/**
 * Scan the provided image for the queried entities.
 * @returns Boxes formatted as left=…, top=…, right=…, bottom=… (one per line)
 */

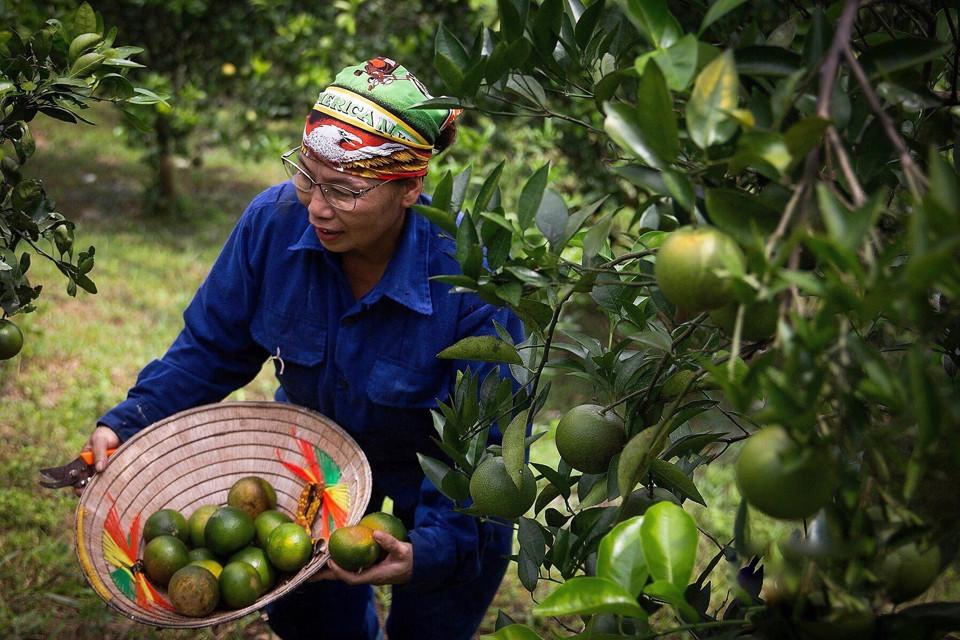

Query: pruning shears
left=38, top=448, right=117, bottom=490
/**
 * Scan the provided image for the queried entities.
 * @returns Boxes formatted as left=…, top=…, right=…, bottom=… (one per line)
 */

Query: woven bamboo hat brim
left=75, top=401, right=372, bottom=629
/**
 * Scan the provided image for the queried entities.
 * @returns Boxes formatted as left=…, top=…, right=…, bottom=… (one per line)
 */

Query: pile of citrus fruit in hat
left=140, top=475, right=407, bottom=618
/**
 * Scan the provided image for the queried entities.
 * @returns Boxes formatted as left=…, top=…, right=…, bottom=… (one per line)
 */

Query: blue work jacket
left=98, top=181, right=524, bottom=587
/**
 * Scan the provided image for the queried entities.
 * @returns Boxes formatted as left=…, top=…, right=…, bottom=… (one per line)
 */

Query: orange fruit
left=254, top=509, right=292, bottom=548
left=187, top=504, right=219, bottom=548
left=143, top=508, right=188, bottom=544
left=328, top=525, right=380, bottom=572
left=168, top=564, right=219, bottom=617
left=654, top=227, right=745, bottom=312
left=229, top=546, right=276, bottom=593
left=734, top=426, right=836, bottom=520
left=0, top=319, right=24, bottom=360
left=358, top=512, right=407, bottom=561
left=468, top=456, right=536, bottom=519
left=227, top=476, right=276, bottom=520
left=219, top=561, right=262, bottom=609
left=555, top=404, right=626, bottom=473
left=204, top=506, right=255, bottom=558
left=265, top=522, right=313, bottom=572
left=142, top=535, right=190, bottom=587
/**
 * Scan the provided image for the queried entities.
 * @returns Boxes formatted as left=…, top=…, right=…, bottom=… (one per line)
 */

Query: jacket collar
left=289, top=194, right=434, bottom=315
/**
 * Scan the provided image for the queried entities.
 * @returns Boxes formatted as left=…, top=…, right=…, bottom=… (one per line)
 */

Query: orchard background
left=1, top=1, right=959, bottom=639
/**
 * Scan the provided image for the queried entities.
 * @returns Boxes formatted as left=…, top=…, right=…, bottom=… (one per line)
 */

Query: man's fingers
left=372, top=531, right=399, bottom=552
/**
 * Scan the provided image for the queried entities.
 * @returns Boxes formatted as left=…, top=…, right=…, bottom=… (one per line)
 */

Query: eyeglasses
left=281, top=147, right=394, bottom=211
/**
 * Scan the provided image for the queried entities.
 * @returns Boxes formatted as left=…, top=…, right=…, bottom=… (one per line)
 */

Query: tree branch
left=843, top=44, right=928, bottom=196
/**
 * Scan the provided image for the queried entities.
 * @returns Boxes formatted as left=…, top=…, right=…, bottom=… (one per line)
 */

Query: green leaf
left=650, top=459, right=706, bottom=506
left=622, top=0, right=681, bottom=48
left=704, top=187, right=779, bottom=245
left=662, top=170, right=694, bottom=213
left=535, top=189, right=569, bottom=251
left=928, top=147, right=960, bottom=215
left=575, top=0, right=606, bottom=49
left=662, top=432, right=724, bottom=459
left=128, top=87, right=169, bottom=106
left=686, top=50, right=739, bottom=149
left=518, top=164, right=550, bottom=230
left=802, top=8, right=831, bottom=68
left=559, top=196, right=607, bottom=249
left=436, top=23, right=470, bottom=68
left=731, top=131, right=793, bottom=178
left=860, top=38, right=952, bottom=78
left=456, top=218, right=483, bottom=278
left=636, top=63, right=678, bottom=163
left=480, top=623, right=544, bottom=640
left=617, top=428, right=659, bottom=497
left=532, top=0, right=563, bottom=57
left=735, top=46, right=802, bottom=77
left=640, top=501, right=698, bottom=588
left=583, top=211, right=615, bottom=262
left=72, top=2, right=98, bottom=36
left=417, top=453, right=454, bottom=496
left=784, top=116, right=829, bottom=159
left=431, top=171, right=454, bottom=213
left=533, top=576, right=648, bottom=619
left=817, top=184, right=885, bottom=254
left=413, top=204, right=457, bottom=235
left=437, top=335, right=523, bottom=364
left=649, top=34, right=699, bottom=91
left=503, top=410, right=529, bottom=490
left=474, top=161, right=505, bottom=214
left=597, top=516, right=649, bottom=597
left=699, top=0, right=748, bottom=34
left=644, top=579, right=700, bottom=621
left=498, top=0, right=526, bottom=42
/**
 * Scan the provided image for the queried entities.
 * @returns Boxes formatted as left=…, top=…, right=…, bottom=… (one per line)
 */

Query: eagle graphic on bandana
left=302, top=57, right=460, bottom=179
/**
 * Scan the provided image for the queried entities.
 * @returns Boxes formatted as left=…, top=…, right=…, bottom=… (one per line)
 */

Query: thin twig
left=826, top=128, right=868, bottom=206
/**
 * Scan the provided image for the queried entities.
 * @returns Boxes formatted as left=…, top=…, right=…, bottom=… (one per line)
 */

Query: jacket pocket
left=252, top=308, right=326, bottom=405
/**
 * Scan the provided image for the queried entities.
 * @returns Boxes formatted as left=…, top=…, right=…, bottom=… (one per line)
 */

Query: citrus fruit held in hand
left=229, top=546, right=277, bottom=593
left=358, top=512, right=408, bottom=560
left=142, top=535, right=190, bottom=587
left=708, top=300, right=778, bottom=342
left=879, top=542, right=941, bottom=602
left=328, top=525, right=380, bottom=572
left=204, top=506, right=255, bottom=558
left=266, top=522, right=313, bottom=572
left=187, top=504, right=219, bottom=548
left=654, top=227, right=745, bottom=312
left=254, top=509, right=292, bottom=548
left=143, top=508, right=189, bottom=543
left=168, top=564, right=219, bottom=617
left=468, top=456, right=536, bottom=519
left=188, top=547, right=216, bottom=562
left=0, top=319, right=24, bottom=360
left=734, top=426, right=836, bottom=520
left=188, top=558, right=223, bottom=579
left=555, top=404, right=626, bottom=473
left=227, top=476, right=277, bottom=520
left=219, top=560, right=263, bottom=609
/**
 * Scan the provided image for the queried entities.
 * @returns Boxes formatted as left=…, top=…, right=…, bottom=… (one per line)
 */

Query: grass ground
left=2, top=107, right=956, bottom=640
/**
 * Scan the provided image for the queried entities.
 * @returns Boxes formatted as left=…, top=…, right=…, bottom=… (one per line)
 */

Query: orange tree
left=417, top=0, right=960, bottom=637
left=0, top=3, right=164, bottom=358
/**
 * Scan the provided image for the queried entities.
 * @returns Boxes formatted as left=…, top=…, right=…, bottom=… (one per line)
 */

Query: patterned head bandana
left=302, top=57, right=461, bottom=179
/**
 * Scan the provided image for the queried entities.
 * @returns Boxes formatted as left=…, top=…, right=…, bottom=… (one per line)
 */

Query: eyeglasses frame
left=280, top=147, right=394, bottom=211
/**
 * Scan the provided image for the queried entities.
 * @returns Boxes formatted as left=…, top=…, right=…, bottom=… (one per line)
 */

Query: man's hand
left=310, top=531, right=413, bottom=586
left=75, top=425, right=120, bottom=496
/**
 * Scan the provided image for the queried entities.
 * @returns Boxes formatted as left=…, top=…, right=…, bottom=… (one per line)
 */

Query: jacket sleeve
left=98, top=206, right=269, bottom=441
left=408, top=299, right=525, bottom=586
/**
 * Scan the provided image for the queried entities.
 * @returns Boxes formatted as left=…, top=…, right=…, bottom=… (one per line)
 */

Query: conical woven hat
left=75, top=401, right=372, bottom=628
